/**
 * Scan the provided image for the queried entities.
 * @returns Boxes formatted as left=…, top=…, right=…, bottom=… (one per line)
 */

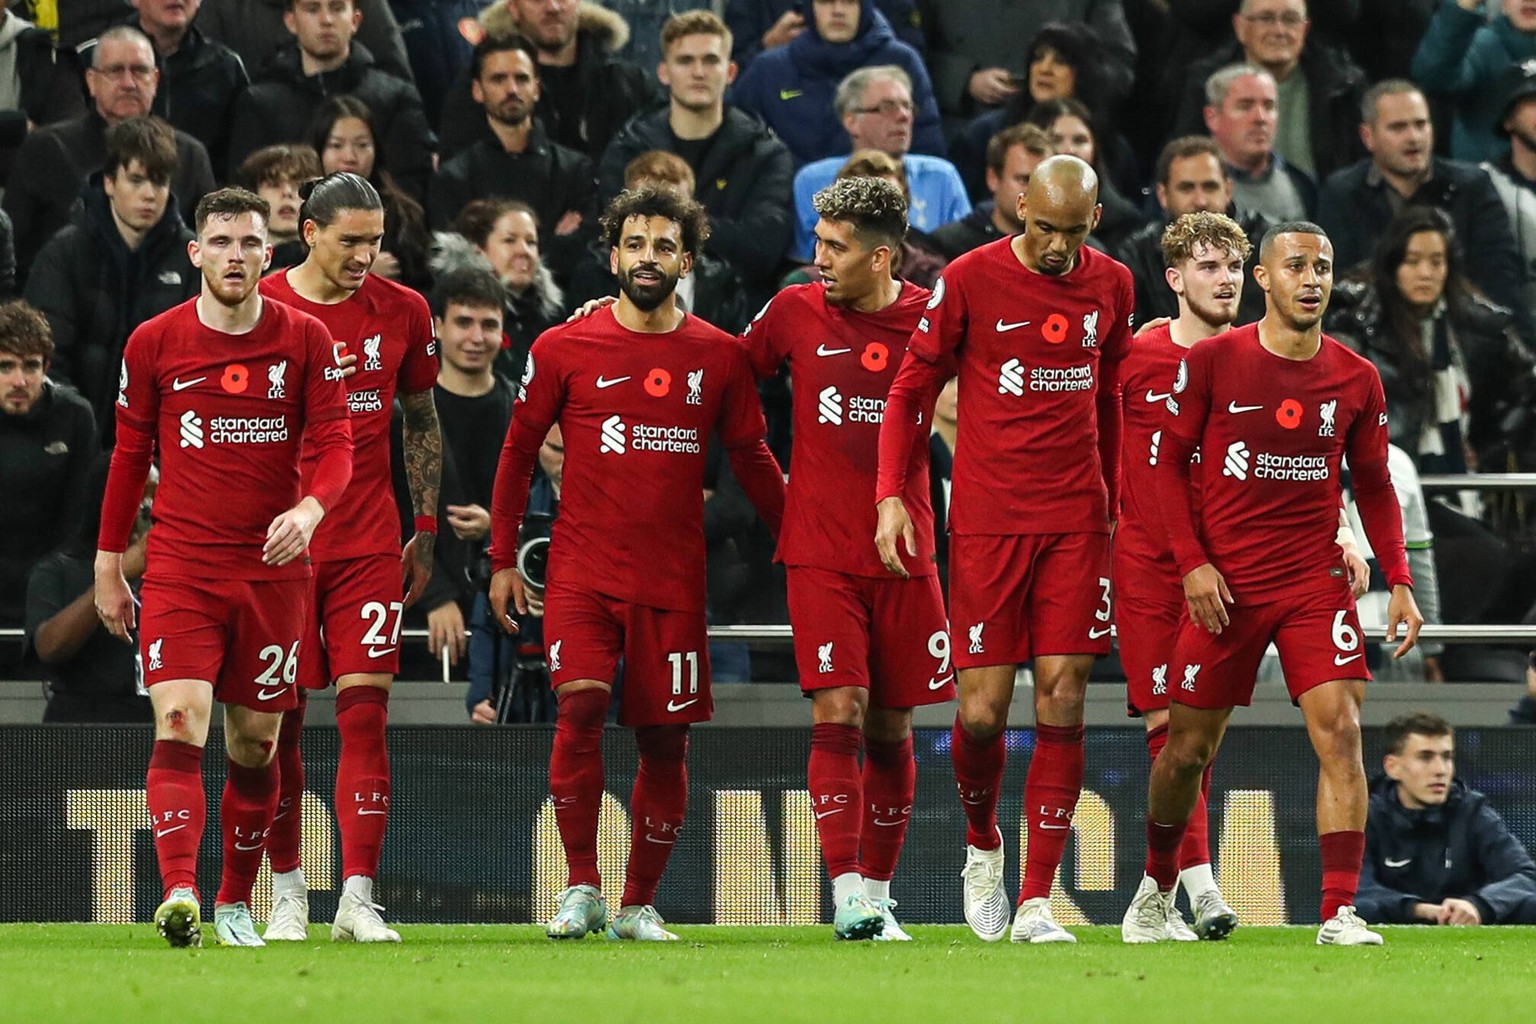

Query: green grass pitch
left=2, top=924, right=1528, bottom=1023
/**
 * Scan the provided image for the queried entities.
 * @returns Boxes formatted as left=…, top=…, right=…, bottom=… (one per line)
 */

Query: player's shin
left=1020, top=723, right=1085, bottom=901
left=267, top=697, right=307, bottom=877
left=860, top=733, right=915, bottom=892
left=808, top=722, right=864, bottom=901
left=621, top=725, right=689, bottom=908
left=549, top=686, right=609, bottom=889
left=335, top=685, right=390, bottom=882
left=951, top=716, right=1005, bottom=848
left=216, top=759, right=280, bottom=907
left=147, top=739, right=207, bottom=900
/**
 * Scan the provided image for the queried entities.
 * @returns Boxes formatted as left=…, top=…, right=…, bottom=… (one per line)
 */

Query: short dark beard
left=619, top=265, right=679, bottom=312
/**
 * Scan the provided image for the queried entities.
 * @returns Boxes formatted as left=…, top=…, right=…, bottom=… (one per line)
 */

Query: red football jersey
left=490, top=308, right=773, bottom=613
left=104, top=298, right=352, bottom=580
left=744, top=282, right=938, bottom=578
left=1115, top=322, right=1188, bottom=570
left=877, top=239, right=1134, bottom=535
left=261, top=272, right=439, bottom=562
left=1157, top=323, right=1411, bottom=601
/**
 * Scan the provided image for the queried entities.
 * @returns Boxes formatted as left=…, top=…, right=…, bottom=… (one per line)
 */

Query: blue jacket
left=730, top=0, right=943, bottom=167
left=1357, top=775, right=1536, bottom=925
left=1412, top=2, right=1536, bottom=163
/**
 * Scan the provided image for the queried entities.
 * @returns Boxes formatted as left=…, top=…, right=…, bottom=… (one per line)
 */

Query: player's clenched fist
left=487, top=567, right=526, bottom=635
left=874, top=496, right=916, bottom=579
left=1183, top=562, right=1233, bottom=635
left=263, top=496, right=326, bottom=566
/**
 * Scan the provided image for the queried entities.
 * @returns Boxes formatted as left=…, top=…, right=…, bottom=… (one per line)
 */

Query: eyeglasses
left=92, top=63, right=157, bottom=81
left=1242, top=12, right=1305, bottom=28
left=854, top=99, right=914, bottom=116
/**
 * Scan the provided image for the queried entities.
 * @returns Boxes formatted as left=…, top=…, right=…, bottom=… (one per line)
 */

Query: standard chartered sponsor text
left=1029, top=364, right=1093, bottom=392
left=210, top=415, right=289, bottom=444
left=633, top=423, right=701, bottom=453
left=1254, top=452, right=1328, bottom=481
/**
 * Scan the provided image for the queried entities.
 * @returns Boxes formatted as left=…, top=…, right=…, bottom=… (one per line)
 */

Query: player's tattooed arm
left=400, top=388, right=442, bottom=608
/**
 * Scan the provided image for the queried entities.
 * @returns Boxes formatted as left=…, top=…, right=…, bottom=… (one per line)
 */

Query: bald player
left=877, top=156, right=1135, bottom=944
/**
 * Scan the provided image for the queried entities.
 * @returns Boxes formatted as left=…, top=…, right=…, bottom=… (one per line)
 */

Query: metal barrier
left=1419, top=473, right=1536, bottom=492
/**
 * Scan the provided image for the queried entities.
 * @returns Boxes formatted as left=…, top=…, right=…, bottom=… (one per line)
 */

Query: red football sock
left=1145, top=815, right=1189, bottom=891
left=335, top=686, right=390, bottom=881
left=147, top=739, right=206, bottom=901
left=549, top=687, right=608, bottom=889
left=622, top=725, right=689, bottom=908
left=859, top=735, right=915, bottom=882
left=1020, top=723, right=1084, bottom=902
left=807, top=723, right=864, bottom=879
left=1147, top=725, right=1213, bottom=870
left=216, top=759, right=279, bottom=907
left=267, top=696, right=306, bottom=875
left=1319, top=829, right=1366, bottom=920
left=951, top=716, right=1005, bottom=849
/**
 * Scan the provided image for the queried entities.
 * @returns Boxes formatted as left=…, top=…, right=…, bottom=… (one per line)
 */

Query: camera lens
left=516, top=536, right=550, bottom=590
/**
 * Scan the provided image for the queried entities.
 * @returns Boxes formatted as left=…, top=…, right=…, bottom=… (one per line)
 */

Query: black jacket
left=428, top=119, right=596, bottom=280
left=228, top=42, right=435, bottom=199
left=1358, top=776, right=1536, bottom=925
left=1175, top=37, right=1366, bottom=180
left=390, top=0, right=481, bottom=131
left=24, top=186, right=196, bottom=446
left=197, top=0, right=415, bottom=84
left=1316, top=157, right=1525, bottom=322
left=0, top=23, right=88, bottom=189
left=598, top=106, right=794, bottom=293
left=0, top=381, right=97, bottom=626
left=1, top=111, right=213, bottom=283
left=120, top=19, right=249, bottom=176
left=929, top=203, right=1005, bottom=261
left=439, top=3, right=661, bottom=163
left=1114, top=204, right=1273, bottom=328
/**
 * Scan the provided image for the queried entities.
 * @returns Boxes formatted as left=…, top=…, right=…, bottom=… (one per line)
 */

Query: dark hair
left=452, top=198, right=541, bottom=248
left=471, top=33, right=539, bottom=80
left=0, top=300, right=54, bottom=360
left=306, top=96, right=429, bottom=264
left=307, top=95, right=383, bottom=174
left=996, top=21, right=1106, bottom=126
left=812, top=176, right=908, bottom=252
left=238, top=143, right=323, bottom=189
left=430, top=267, right=507, bottom=319
left=1024, top=96, right=1099, bottom=165
left=1383, top=710, right=1453, bottom=756
left=1155, top=135, right=1227, bottom=187
left=986, top=123, right=1052, bottom=175
left=297, top=171, right=381, bottom=231
left=103, top=116, right=179, bottom=185
left=1258, top=219, right=1329, bottom=261
left=194, top=186, right=270, bottom=234
left=600, top=186, right=710, bottom=255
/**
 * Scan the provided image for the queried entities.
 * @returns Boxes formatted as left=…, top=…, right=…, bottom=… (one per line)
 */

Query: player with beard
left=876, top=155, right=1135, bottom=944
left=256, top=172, right=441, bottom=944
left=488, top=187, right=785, bottom=941
left=1128, top=221, right=1422, bottom=947
left=740, top=176, right=952, bottom=941
left=94, top=187, right=352, bottom=947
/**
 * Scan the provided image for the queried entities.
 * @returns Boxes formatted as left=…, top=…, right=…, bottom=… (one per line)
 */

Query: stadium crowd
left=2, top=0, right=1536, bottom=947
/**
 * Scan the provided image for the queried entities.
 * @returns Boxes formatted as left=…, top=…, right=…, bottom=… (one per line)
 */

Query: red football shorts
left=542, top=580, right=712, bottom=727
left=1112, top=545, right=1184, bottom=716
left=949, top=532, right=1112, bottom=669
left=1170, top=578, right=1371, bottom=709
left=786, top=566, right=954, bottom=707
left=138, top=573, right=307, bottom=712
left=298, top=554, right=404, bottom=688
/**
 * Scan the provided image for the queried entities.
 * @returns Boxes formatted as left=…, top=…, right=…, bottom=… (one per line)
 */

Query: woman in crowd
left=308, top=96, right=433, bottom=291
left=1023, top=97, right=1144, bottom=252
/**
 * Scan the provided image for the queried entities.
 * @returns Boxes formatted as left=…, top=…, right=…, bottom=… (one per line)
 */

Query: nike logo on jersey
left=815, top=344, right=851, bottom=356
left=1088, top=626, right=1112, bottom=639
left=367, top=646, right=397, bottom=658
left=1333, top=653, right=1363, bottom=666
left=171, top=376, right=206, bottom=391
left=814, top=808, right=845, bottom=819
left=995, top=318, right=1030, bottom=333
left=1145, top=390, right=1171, bottom=403
left=928, top=674, right=955, bottom=690
left=1228, top=402, right=1264, bottom=414
left=595, top=375, right=631, bottom=389
left=1384, top=857, right=1411, bottom=868
left=255, top=686, right=287, bottom=701
left=667, top=698, right=699, bottom=712
left=155, top=824, right=188, bottom=838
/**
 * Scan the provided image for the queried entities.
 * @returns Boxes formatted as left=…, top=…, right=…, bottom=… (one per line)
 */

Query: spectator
left=930, top=123, right=1052, bottom=260
left=308, top=94, right=433, bottom=289
left=1343, top=0, right=1437, bottom=82
left=1483, top=60, right=1536, bottom=318
left=1413, top=0, right=1536, bottom=164
left=917, top=0, right=1135, bottom=123
left=1201, top=62, right=1314, bottom=221
left=732, top=0, right=943, bottom=167
left=25, top=452, right=153, bottom=722
left=788, top=65, right=967, bottom=260
left=602, top=0, right=720, bottom=71
left=388, top=0, right=480, bottom=131
left=599, top=10, right=793, bottom=307
left=227, top=0, right=434, bottom=199
left=236, top=142, right=322, bottom=272
left=434, top=197, right=564, bottom=383
left=726, top=0, right=923, bottom=71
left=440, top=0, right=660, bottom=162
left=1325, top=207, right=1535, bottom=483
left=114, top=0, right=249, bottom=174
left=1357, top=710, right=1536, bottom=925
left=2, top=26, right=214, bottom=281
left=197, top=0, right=414, bottom=83
left=1316, top=80, right=1525, bottom=317
left=0, top=300, right=96, bottom=633
left=0, top=5, right=87, bottom=189
left=429, top=34, right=594, bottom=282
left=1175, top=0, right=1365, bottom=181
left=1114, top=135, right=1272, bottom=327
left=1024, top=97, right=1144, bottom=251
left=23, top=116, right=194, bottom=446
